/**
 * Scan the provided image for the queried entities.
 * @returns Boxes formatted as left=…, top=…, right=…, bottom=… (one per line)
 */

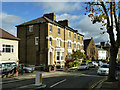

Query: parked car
left=88, top=62, right=95, bottom=68
left=116, top=63, right=120, bottom=70
left=98, top=61, right=103, bottom=66
left=97, top=64, right=109, bottom=75
left=77, top=63, right=89, bottom=70
left=0, top=62, right=17, bottom=75
left=92, top=61, right=98, bottom=67
left=19, top=64, right=35, bottom=73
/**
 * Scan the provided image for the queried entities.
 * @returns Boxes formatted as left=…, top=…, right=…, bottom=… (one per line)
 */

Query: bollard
left=35, top=72, right=42, bottom=86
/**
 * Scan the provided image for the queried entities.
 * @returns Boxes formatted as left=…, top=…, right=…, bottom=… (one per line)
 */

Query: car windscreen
left=101, top=65, right=109, bottom=68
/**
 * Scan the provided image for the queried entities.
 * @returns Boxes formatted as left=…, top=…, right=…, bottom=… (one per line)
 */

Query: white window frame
left=61, top=52, right=64, bottom=60
left=29, top=25, right=33, bottom=32
left=68, top=41, right=71, bottom=48
left=49, top=38, right=52, bottom=46
left=57, top=52, right=60, bottom=60
left=35, top=37, right=39, bottom=45
left=2, top=44, right=14, bottom=53
left=57, top=39, right=61, bottom=47
left=49, top=24, right=52, bottom=32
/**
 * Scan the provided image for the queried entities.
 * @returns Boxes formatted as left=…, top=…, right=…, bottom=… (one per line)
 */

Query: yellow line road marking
left=89, top=78, right=105, bottom=90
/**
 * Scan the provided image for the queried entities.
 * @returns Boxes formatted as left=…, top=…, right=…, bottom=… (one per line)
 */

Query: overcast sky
left=1, top=1, right=111, bottom=45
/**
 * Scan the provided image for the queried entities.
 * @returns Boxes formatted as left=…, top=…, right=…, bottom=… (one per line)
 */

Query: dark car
left=19, top=64, right=35, bottom=73
left=116, top=63, right=120, bottom=70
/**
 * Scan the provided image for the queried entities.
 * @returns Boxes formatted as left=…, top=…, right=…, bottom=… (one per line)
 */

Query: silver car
left=97, top=64, right=109, bottom=75
left=19, top=64, right=35, bottom=73
left=77, top=63, right=89, bottom=70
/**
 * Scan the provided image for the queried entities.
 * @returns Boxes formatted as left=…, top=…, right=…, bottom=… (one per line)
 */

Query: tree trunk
left=108, top=45, right=118, bottom=81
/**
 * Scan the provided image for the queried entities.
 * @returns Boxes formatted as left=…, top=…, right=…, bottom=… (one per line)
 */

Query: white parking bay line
left=50, top=79, right=66, bottom=88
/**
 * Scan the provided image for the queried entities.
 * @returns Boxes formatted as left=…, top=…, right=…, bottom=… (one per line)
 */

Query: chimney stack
left=44, top=12, right=56, bottom=21
left=58, top=20, right=69, bottom=26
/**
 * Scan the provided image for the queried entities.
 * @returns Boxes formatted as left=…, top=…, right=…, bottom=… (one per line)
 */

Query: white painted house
left=0, top=28, right=20, bottom=64
left=97, top=48, right=108, bottom=60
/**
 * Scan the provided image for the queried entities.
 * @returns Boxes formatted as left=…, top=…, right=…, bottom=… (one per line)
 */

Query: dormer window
left=29, top=25, right=33, bottom=32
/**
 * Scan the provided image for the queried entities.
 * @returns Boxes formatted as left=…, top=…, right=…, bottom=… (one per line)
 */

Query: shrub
left=65, top=58, right=74, bottom=68
left=73, top=60, right=80, bottom=67
left=68, top=62, right=74, bottom=68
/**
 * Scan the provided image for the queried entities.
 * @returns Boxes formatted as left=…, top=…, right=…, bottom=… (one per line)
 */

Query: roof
left=97, top=48, right=107, bottom=51
left=84, top=39, right=92, bottom=51
left=0, top=28, right=20, bottom=41
left=16, top=15, right=84, bottom=36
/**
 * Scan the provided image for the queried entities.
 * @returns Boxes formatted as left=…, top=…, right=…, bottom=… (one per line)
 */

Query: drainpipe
left=25, top=26, right=27, bottom=64
left=37, top=24, right=40, bottom=65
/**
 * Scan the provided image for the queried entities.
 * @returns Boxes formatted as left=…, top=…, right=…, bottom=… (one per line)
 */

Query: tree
left=84, top=1, right=120, bottom=81
left=71, top=50, right=86, bottom=60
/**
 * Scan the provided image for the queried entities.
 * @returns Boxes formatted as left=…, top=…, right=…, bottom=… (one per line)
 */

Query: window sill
left=55, top=60, right=65, bottom=62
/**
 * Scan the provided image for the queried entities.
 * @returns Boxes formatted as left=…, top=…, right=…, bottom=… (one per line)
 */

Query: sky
left=1, top=1, right=112, bottom=45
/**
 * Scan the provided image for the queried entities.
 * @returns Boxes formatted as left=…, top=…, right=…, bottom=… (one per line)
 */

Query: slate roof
left=16, top=15, right=84, bottom=36
left=0, top=28, right=20, bottom=40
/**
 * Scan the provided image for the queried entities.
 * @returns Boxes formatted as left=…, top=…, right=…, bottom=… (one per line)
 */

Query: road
left=2, top=68, right=106, bottom=89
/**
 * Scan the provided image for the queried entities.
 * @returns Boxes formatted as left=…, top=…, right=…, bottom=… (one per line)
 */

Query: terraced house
left=16, top=13, right=84, bottom=69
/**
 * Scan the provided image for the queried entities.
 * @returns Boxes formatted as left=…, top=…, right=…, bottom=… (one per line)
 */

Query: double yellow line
left=89, top=78, right=106, bottom=90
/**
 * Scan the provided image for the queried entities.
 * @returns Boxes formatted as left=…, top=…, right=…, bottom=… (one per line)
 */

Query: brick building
left=16, top=13, right=84, bottom=69
left=84, top=38, right=98, bottom=60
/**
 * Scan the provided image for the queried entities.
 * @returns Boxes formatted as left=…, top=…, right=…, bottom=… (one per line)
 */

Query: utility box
left=35, top=72, right=42, bottom=86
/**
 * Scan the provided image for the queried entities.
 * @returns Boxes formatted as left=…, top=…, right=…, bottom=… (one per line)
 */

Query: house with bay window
left=16, top=12, right=84, bottom=69
left=0, top=28, right=20, bottom=64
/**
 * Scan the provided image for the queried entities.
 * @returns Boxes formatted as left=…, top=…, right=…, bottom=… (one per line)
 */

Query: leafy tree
left=84, top=1, right=120, bottom=81
left=71, top=50, right=86, bottom=60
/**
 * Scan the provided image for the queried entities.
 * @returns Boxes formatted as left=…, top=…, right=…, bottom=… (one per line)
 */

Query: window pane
left=2, top=48, right=5, bottom=52
left=50, top=25, right=52, bottom=32
left=57, top=52, right=60, bottom=60
left=58, top=28, right=60, bottom=34
left=12, top=48, right=14, bottom=52
left=6, top=45, right=10, bottom=47
left=6, top=48, right=10, bottom=52
left=49, top=38, right=52, bottom=45
left=29, top=25, right=33, bottom=32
